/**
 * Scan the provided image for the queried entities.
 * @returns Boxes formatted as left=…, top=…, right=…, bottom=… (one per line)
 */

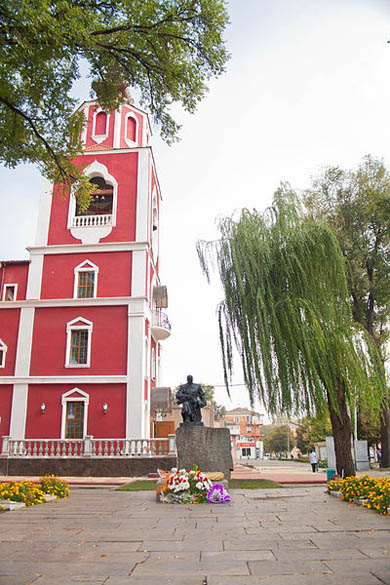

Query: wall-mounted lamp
left=40, top=402, right=46, bottom=414
left=103, top=402, right=108, bottom=415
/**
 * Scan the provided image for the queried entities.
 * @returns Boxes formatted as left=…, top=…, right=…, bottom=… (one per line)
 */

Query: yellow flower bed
left=0, top=475, right=70, bottom=508
left=327, top=474, right=390, bottom=516
left=0, top=480, right=47, bottom=507
left=39, top=474, right=70, bottom=499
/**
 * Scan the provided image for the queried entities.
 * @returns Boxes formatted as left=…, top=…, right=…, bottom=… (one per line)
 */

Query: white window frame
left=2, top=283, right=18, bottom=301
left=0, top=339, right=7, bottom=368
left=92, top=108, right=110, bottom=144
left=124, top=111, right=139, bottom=147
left=65, top=317, right=93, bottom=368
left=61, top=387, right=89, bottom=439
left=151, top=188, right=159, bottom=257
left=67, top=160, right=118, bottom=228
left=151, top=347, right=156, bottom=380
left=73, top=260, right=99, bottom=299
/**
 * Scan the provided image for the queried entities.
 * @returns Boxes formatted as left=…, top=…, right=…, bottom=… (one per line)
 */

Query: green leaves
left=197, top=192, right=386, bottom=418
left=0, top=0, right=229, bottom=193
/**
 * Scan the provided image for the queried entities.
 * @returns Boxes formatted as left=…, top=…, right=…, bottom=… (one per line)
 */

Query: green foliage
left=228, top=479, right=281, bottom=489
left=197, top=191, right=385, bottom=418
left=357, top=406, right=381, bottom=447
left=0, top=0, right=229, bottom=205
left=263, top=425, right=296, bottom=455
left=295, top=413, right=332, bottom=453
left=39, top=475, right=70, bottom=499
left=303, top=155, right=390, bottom=356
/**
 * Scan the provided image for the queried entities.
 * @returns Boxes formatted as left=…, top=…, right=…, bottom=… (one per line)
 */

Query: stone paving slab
left=0, top=485, right=389, bottom=584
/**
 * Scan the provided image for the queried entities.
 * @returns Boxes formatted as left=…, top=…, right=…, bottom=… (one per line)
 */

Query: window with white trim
left=92, top=109, right=110, bottom=144
left=76, top=177, right=113, bottom=218
left=74, top=260, right=99, bottom=299
left=2, top=284, right=17, bottom=301
left=151, top=348, right=156, bottom=380
left=68, top=161, right=118, bottom=230
left=124, top=112, right=138, bottom=146
left=61, top=388, right=89, bottom=439
left=0, top=339, right=7, bottom=367
left=65, top=317, right=93, bottom=368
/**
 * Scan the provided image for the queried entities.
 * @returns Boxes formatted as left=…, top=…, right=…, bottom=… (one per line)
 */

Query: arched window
left=124, top=112, right=138, bottom=146
left=151, top=347, right=156, bottom=380
left=95, top=111, right=107, bottom=135
left=61, top=388, right=89, bottom=439
left=73, top=260, right=99, bottom=299
left=76, top=176, right=113, bottom=217
left=0, top=338, right=7, bottom=368
left=65, top=317, right=93, bottom=368
left=126, top=116, right=137, bottom=142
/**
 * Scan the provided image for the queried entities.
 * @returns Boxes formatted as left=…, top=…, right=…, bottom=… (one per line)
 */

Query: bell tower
left=1, top=95, right=170, bottom=443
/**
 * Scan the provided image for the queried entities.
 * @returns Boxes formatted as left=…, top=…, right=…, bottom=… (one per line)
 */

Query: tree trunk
left=327, top=381, right=355, bottom=477
left=380, top=404, right=390, bottom=468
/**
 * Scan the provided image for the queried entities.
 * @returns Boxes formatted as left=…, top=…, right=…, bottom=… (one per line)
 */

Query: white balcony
left=151, top=310, right=171, bottom=341
left=72, top=214, right=113, bottom=228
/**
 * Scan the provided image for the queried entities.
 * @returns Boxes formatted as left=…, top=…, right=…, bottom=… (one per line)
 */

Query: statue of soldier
left=176, top=375, right=207, bottom=426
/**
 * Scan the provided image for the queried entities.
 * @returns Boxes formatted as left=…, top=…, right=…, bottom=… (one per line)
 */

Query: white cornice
left=0, top=296, right=151, bottom=310
left=82, top=146, right=151, bottom=156
left=27, top=241, right=150, bottom=255
left=0, top=375, right=127, bottom=384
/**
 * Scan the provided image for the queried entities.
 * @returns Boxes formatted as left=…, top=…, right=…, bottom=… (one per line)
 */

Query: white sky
left=0, top=0, right=389, bottom=415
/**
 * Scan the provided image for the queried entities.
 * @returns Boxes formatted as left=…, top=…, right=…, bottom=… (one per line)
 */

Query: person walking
left=309, top=449, right=318, bottom=472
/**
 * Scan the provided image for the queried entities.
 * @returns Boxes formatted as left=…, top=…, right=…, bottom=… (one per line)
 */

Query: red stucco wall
left=30, top=306, right=128, bottom=375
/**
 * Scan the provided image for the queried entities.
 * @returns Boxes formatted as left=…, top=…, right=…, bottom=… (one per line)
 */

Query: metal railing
left=152, top=310, right=171, bottom=332
left=1, top=435, right=176, bottom=458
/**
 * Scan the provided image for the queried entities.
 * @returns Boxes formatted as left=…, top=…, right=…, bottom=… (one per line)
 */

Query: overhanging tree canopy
left=197, top=192, right=385, bottom=475
left=0, top=0, right=229, bottom=206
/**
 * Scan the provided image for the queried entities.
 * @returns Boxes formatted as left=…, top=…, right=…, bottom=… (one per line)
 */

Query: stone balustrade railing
left=72, top=214, right=112, bottom=227
left=1, top=435, right=176, bottom=458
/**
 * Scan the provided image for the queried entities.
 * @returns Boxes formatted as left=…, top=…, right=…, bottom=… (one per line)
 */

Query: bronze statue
left=176, top=375, right=207, bottom=426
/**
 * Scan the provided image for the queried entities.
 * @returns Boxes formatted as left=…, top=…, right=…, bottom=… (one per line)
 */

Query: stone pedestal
left=176, top=426, right=234, bottom=480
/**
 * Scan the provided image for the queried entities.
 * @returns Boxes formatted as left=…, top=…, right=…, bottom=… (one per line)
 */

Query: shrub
left=327, top=474, right=390, bottom=515
left=39, top=475, right=70, bottom=499
left=0, top=481, right=47, bottom=506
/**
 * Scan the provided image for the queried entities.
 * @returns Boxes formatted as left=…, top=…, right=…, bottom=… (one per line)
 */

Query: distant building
left=223, top=407, right=264, bottom=459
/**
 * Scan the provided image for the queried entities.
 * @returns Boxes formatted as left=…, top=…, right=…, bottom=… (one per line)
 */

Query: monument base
left=179, top=421, right=204, bottom=428
left=176, top=426, right=234, bottom=480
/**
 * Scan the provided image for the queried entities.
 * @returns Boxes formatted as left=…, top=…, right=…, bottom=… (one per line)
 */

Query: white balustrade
left=1, top=436, right=175, bottom=458
left=72, top=214, right=112, bottom=228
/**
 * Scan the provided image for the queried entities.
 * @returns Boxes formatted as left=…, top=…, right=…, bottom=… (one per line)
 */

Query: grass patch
left=229, top=479, right=281, bottom=489
left=116, top=479, right=282, bottom=492
left=116, top=480, right=157, bottom=491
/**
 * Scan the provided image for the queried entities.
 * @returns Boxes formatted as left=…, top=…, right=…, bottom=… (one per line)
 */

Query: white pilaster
left=10, top=306, right=35, bottom=438
left=26, top=254, right=44, bottom=300
left=126, top=301, right=147, bottom=437
left=113, top=105, right=122, bottom=148
left=131, top=250, right=147, bottom=297
left=135, top=149, right=150, bottom=242
left=9, top=384, right=29, bottom=439
left=14, top=307, right=35, bottom=377
left=34, top=177, right=53, bottom=246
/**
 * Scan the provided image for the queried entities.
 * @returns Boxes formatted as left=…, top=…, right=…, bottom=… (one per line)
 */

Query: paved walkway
left=1, top=485, right=390, bottom=585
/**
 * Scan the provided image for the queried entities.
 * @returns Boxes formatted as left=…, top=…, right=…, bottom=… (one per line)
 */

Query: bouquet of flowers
left=156, top=466, right=230, bottom=504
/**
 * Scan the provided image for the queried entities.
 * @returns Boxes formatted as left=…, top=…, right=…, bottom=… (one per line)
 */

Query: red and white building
left=0, top=96, right=171, bottom=455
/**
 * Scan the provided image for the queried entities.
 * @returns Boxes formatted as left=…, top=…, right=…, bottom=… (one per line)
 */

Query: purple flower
left=206, top=483, right=230, bottom=504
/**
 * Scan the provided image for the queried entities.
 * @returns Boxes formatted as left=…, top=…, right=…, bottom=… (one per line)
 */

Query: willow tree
left=197, top=192, right=385, bottom=476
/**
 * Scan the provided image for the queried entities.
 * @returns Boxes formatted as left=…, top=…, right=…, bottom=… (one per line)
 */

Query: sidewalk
left=1, top=484, right=390, bottom=584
